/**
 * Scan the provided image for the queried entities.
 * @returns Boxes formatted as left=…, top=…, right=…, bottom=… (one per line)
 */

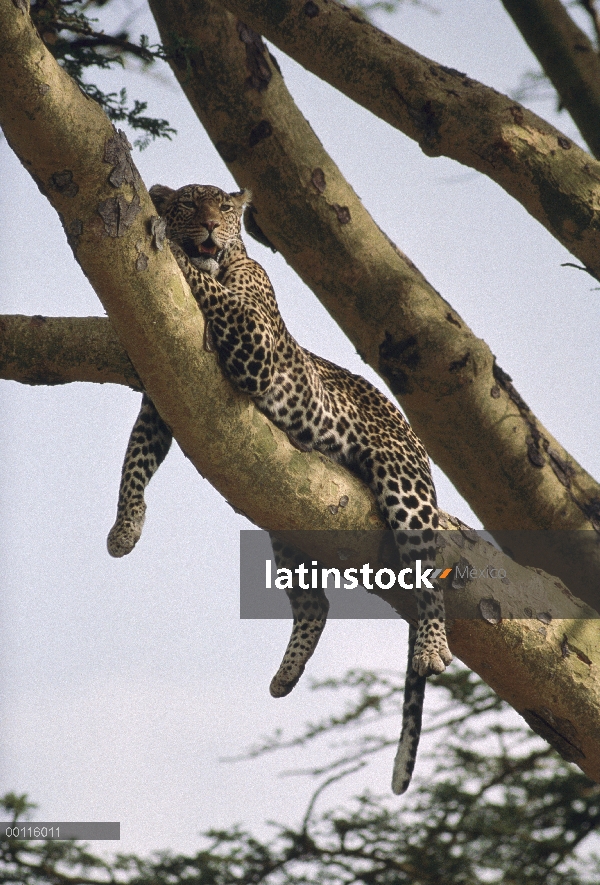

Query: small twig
left=301, top=762, right=367, bottom=834
left=560, top=261, right=600, bottom=283
left=61, top=33, right=156, bottom=63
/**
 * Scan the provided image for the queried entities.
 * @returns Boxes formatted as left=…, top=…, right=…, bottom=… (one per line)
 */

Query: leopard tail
left=391, top=624, right=427, bottom=794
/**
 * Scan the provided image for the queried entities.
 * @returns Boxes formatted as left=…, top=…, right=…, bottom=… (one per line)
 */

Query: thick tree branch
left=220, top=0, right=600, bottom=283
left=502, top=0, right=600, bottom=159
left=0, top=314, right=140, bottom=388
left=148, top=0, right=600, bottom=549
left=1, top=3, right=600, bottom=783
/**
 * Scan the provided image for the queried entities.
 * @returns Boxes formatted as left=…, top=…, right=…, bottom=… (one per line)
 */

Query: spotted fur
left=107, top=184, right=452, bottom=792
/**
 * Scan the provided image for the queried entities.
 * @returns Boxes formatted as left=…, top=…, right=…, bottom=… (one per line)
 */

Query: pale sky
left=1, top=0, right=599, bottom=858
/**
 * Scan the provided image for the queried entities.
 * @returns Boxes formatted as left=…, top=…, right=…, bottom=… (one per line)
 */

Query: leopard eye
left=179, top=200, right=195, bottom=209
left=220, top=203, right=233, bottom=212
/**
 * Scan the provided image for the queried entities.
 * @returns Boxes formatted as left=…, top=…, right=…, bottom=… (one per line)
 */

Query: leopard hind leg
left=269, top=535, right=330, bottom=698
left=107, top=395, right=172, bottom=557
left=394, top=528, right=452, bottom=677
left=412, top=575, right=452, bottom=677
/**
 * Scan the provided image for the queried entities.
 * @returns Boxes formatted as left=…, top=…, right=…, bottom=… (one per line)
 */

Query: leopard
left=107, top=183, right=452, bottom=793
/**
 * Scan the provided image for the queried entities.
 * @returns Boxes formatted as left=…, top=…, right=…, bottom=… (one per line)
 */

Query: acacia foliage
left=2, top=671, right=600, bottom=884
left=29, top=0, right=174, bottom=148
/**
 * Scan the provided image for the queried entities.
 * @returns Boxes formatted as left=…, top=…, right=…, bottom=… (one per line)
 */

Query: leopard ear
left=230, top=188, right=252, bottom=215
left=149, top=184, right=176, bottom=215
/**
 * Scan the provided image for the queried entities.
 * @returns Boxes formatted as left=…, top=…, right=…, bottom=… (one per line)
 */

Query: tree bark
left=148, top=0, right=600, bottom=546
left=1, top=2, right=600, bottom=784
left=502, top=0, right=600, bottom=159
left=0, top=314, right=140, bottom=388
left=220, top=0, right=600, bottom=282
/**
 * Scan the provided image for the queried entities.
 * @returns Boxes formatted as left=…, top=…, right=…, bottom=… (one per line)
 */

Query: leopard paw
left=107, top=503, right=146, bottom=558
left=412, top=646, right=452, bottom=677
left=270, top=616, right=326, bottom=697
left=412, top=620, right=452, bottom=676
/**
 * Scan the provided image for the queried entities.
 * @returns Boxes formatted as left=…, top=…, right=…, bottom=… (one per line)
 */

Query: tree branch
left=1, top=2, right=600, bottom=784
left=581, top=0, right=600, bottom=47
left=502, top=0, right=600, bottom=159
left=148, top=1, right=600, bottom=549
left=0, top=314, right=141, bottom=388
left=219, top=0, right=600, bottom=283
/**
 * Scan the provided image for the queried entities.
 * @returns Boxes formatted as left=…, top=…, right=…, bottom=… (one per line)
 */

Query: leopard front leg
left=169, top=241, right=276, bottom=397
left=107, top=395, right=172, bottom=557
left=108, top=244, right=222, bottom=560
left=168, top=240, right=217, bottom=313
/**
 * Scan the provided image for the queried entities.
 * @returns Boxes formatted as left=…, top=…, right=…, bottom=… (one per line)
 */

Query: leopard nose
left=203, top=221, right=219, bottom=232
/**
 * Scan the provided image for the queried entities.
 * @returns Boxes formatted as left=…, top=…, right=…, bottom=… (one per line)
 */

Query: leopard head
left=149, top=184, right=251, bottom=269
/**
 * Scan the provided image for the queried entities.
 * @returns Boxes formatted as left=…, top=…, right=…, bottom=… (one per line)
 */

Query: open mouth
left=181, top=237, right=219, bottom=259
